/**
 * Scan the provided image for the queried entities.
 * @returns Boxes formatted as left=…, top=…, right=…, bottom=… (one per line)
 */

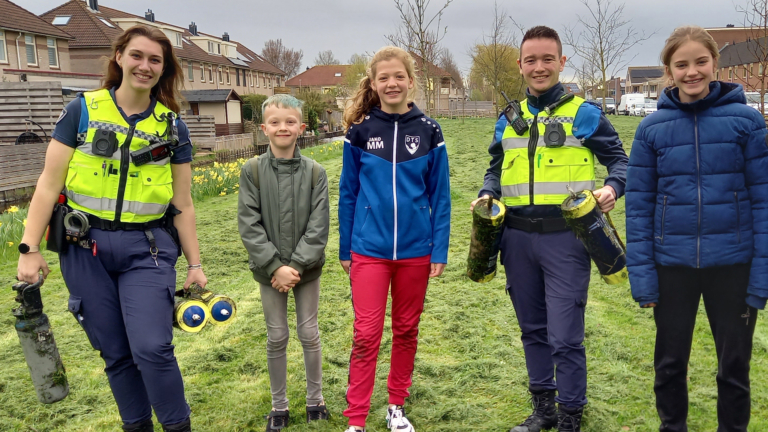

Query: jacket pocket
left=67, top=296, right=101, bottom=351
left=735, top=192, right=741, bottom=244
left=658, top=196, right=668, bottom=245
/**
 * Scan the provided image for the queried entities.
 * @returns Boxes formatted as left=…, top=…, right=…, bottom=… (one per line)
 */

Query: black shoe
left=557, top=405, right=583, bottom=432
left=162, top=418, right=191, bottom=432
left=307, top=404, right=329, bottom=422
left=509, top=389, right=558, bottom=432
left=123, top=419, right=154, bottom=432
left=265, top=410, right=289, bottom=431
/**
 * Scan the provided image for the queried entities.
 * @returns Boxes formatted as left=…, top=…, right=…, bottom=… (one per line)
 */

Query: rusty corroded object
left=467, top=197, right=506, bottom=283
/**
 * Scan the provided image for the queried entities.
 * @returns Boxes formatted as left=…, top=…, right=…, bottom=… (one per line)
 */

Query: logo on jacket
left=405, top=135, right=421, bottom=155
left=367, top=137, right=384, bottom=150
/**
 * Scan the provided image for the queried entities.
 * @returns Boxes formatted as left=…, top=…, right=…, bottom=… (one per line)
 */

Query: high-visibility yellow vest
left=500, top=96, right=596, bottom=206
left=64, top=89, right=176, bottom=223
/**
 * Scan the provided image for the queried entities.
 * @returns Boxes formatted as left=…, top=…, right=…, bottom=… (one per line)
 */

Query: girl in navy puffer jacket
left=626, top=26, right=768, bottom=431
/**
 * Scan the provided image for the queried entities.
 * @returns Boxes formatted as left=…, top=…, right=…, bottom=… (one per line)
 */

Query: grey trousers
left=260, top=277, right=323, bottom=410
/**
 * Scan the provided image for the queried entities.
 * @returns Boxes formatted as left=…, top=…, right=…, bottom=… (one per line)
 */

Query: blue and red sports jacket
left=338, top=104, right=451, bottom=263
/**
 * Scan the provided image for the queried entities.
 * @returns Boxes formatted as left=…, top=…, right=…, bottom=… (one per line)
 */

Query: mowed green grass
left=1, top=116, right=766, bottom=431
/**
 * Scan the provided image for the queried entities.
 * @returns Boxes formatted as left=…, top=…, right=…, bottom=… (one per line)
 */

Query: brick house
left=409, top=51, right=459, bottom=113
left=585, top=77, right=624, bottom=101
left=626, top=67, right=664, bottom=97
left=0, top=0, right=99, bottom=87
left=706, top=26, right=755, bottom=49
left=717, top=36, right=768, bottom=100
left=286, top=65, right=352, bottom=95
left=40, top=1, right=285, bottom=97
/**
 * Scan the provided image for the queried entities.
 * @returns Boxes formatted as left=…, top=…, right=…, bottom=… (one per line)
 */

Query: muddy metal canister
left=467, top=197, right=507, bottom=283
left=561, top=189, right=628, bottom=284
left=11, top=278, right=69, bottom=404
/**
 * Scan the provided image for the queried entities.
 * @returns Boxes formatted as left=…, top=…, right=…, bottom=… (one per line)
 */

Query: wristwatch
left=18, top=243, right=39, bottom=254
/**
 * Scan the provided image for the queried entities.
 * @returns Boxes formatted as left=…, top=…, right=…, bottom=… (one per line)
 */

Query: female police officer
left=16, top=26, right=206, bottom=432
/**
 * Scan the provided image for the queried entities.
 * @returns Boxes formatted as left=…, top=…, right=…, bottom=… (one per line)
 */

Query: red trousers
left=344, top=252, right=431, bottom=427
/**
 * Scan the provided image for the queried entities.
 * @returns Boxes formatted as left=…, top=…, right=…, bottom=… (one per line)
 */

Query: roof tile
left=2, top=0, right=72, bottom=39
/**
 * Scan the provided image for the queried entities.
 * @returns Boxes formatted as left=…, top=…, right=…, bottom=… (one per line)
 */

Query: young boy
left=238, top=94, right=330, bottom=431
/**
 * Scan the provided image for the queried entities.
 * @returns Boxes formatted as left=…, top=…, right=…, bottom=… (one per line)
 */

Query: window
left=208, top=64, right=213, bottom=82
left=98, top=18, right=115, bottom=28
left=200, top=63, right=205, bottom=82
left=256, top=72, right=260, bottom=87
left=729, top=68, right=733, bottom=79
left=761, top=63, right=765, bottom=76
left=226, top=67, right=230, bottom=84
left=751, top=63, right=755, bottom=77
left=0, top=31, right=7, bottom=63
left=175, top=33, right=182, bottom=47
left=250, top=72, right=254, bottom=87
left=262, top=74, right=267, bottom=88
left=716, top=70, right=720, bottom=80
left=47, top=38, right=58, bottom=68
left=650, top=85, right=657, bottom=92
left=218, top=66, right=223, bottom=84
left=217, top=44, right=221, bottom=55
left=236, top=68, right=240, bottom=86
left=52, top=16, right=71, bottom=25
left=208, top=41, right=220, bottom=54
left=25, top=34, right=37, bottom=66
left=208, top=41, right=214, bottom=53
left=188, top=60, right=194, bottom=81
left=743, top=66, right=747, bottom=79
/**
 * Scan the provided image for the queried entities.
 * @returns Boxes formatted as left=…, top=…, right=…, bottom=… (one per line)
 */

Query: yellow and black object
left=173, top=284, right=237, bottom=332
left=561, top=189, right=628, bottom=284
left=467, top=197, right=507, bottom=283
left=11, top=277, right=69, bottom=404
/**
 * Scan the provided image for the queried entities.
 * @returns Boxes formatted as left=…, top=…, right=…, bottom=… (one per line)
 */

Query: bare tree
left=562, top=0, right=653, bottom=111
left=572, top=56, right=601, bottom=99
left=469, top=2, right=524, bottom=113
left=386, top=0, right=453, bottom=115
left=261, top=39, right=304, bottom=78
left=439, top=48, right=464, bottom=89
left=315, top=50, right=340, bottom=66
left=736, top=0, right=768, bottom=113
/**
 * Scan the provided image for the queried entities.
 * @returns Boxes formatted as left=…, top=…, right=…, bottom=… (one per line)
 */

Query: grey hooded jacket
left=238, top=145, right=329, bottom=285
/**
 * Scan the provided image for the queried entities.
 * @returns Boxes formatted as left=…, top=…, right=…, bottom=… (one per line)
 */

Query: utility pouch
left=46, top=201, right=68, bottom=254
left=163, top=204, right=183, bottom=256
left=91, top=129, right=119, bottom=157
left=543, top=122, right=566, bottom=148
left=131, top=142, right=172, bottom=166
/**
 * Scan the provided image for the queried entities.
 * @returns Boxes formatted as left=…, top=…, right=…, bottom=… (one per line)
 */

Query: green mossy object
left=467, top=198, right=506, bottom=283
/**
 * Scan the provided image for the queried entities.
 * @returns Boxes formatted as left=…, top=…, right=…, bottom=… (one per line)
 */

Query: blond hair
left=660, top=26, right=720, bottom=86
left=343, top=46, right=418, bottom=129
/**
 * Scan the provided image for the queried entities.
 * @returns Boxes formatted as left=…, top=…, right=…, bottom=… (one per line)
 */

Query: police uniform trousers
left=60, top=227, right=190, bottom=425
left=499, top=225, right=591, bottom=407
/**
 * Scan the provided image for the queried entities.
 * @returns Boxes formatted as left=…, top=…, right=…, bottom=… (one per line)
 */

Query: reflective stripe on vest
left=499, top=95, right=596, bottom=206
left=65, top=89, right=176, bottom=223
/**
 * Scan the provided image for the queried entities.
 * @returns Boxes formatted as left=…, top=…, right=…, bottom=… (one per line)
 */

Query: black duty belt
left=87, top=214, right=164, bottom=231
left=505, top=215, right=568, bottom=233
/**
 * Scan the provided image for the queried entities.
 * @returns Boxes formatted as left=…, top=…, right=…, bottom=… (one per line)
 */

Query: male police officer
left=472, top=26, right=628, bottom=432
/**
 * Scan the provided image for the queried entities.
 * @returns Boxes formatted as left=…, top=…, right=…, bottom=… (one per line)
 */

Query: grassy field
left=1, top=116, right=766, bottom=431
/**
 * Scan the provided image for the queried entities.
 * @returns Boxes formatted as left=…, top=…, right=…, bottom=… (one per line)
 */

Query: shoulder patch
left=56, top=108, right=67, bottom=124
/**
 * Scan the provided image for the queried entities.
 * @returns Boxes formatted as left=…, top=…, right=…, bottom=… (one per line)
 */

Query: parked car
left=628, top=103, right=644, bottom=116
left=593, top=97, right=616, bottom=114
left=745, top=92, right=765, bottom=114
left=639, top=102, right=657, bottom=117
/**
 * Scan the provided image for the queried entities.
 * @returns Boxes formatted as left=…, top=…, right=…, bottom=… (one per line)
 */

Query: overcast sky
left=28, top=0, right=745, bottom=80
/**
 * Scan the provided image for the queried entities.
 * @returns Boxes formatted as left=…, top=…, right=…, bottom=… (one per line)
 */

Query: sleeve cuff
left=339, top=250, right=351, bottom=261
left=746, top=294, right=766, bottom=310
left=288, top=260, right=306, bottom=275
left=637, top=297, right=659, bottom=308
left=264, top=258, right=283, bottom=278
left=605, top=180, right=625, bottom=199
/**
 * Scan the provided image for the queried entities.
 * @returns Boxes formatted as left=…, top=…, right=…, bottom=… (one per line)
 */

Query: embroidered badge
left=405, top=135, right=420, bottom=155
left=56, top=108, right=67, bottom=124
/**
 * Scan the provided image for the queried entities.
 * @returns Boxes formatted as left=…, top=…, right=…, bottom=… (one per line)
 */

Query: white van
left=618, top=93, right=645, bottom=116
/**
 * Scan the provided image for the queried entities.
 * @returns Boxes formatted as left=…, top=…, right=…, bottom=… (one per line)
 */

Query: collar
left=267, top=143, right=302, bottom=166
left=109, top=86, right=158, bottom=125
left=369, top=103, right=424, bottom=123
left=661, top=81, right=725, bottom=112
left=525, top=83, right=566, bottom=111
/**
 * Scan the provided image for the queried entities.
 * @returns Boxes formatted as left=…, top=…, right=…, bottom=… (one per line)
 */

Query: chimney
left=189, top=22, right=198, bottom=36
left=222, top=32, right=230, bottom=42
left=145, top=9, right=155, bottom=22
left=727, top=24, right=735, bottom=28
left=87, top=0, right=99, bottom=11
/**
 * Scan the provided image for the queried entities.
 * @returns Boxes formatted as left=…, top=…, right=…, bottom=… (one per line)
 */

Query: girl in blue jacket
left=337, top=46, right=451, bottom=432
left=626, top=26, right=768, bottom=431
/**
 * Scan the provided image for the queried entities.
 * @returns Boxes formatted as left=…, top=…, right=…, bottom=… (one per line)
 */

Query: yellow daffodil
left=7, top=242, right=13, bottom=246
left=8, top=206, right=19, bottom=213
left=219, top=191, right=226, bottom=196
left=23, top=219, right=27, bottom=226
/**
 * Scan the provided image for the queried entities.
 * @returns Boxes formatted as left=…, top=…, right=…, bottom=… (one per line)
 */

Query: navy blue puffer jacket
left=626, top=82, right=768, bottom=309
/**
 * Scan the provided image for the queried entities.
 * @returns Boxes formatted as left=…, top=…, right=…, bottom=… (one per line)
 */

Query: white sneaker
left=386, top=406, right=415, bottom=432
left=344, top=428, right=365, bottom=432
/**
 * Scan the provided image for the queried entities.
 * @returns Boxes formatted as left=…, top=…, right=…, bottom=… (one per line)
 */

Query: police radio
left=500, top=91, right=529, bottom=135
left=130, top=112, right=179, bottom=166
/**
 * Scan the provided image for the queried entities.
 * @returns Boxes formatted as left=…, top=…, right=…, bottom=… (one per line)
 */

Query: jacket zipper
left=694, top=113, right=701, bottom=267
left=660, top=196, right=667, bottom=244
left=392, top=120, right=399, bottom=260
left=528, top=116, right=538, bottom=204
left=114, top=125, right=136, bottom=222
left=735, top=191, right=741, bottom=243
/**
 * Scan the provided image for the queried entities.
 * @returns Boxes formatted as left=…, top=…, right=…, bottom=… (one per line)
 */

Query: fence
left=435, top=100, right=496, bottom=118
left=213, top=131, right=345, bottom=164
left=0, top=143, right=47, bottom=209
left=193, top=133, right=253, bottom=152
left=0, top=82, right=64, bottom=145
